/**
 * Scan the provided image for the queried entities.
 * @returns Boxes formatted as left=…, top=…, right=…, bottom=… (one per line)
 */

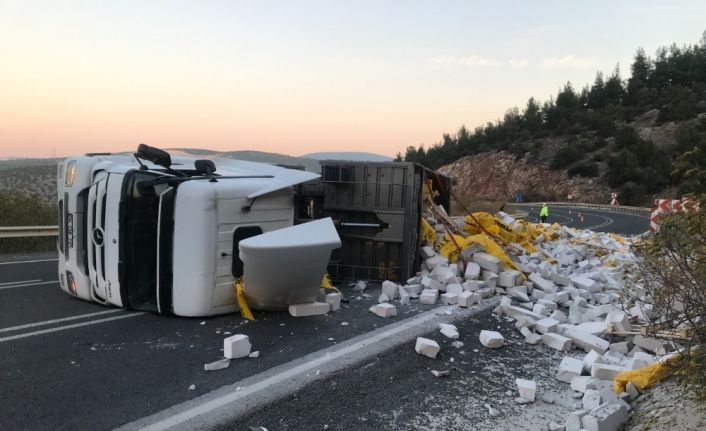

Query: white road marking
left=0, top=279, right=41, bottom=286
left=585, top=214, right=614, bottom=230
left=125, top=305, right=479, bottom=431
left=0, top=258, right=58, bottom=265
left=0, top=280, right=58, bottom=290
left=0, top=309, right=123, bottom=334
left=0, top=312, right=145, bottom=343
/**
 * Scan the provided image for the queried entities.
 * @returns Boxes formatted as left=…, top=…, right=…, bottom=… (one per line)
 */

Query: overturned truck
left=56, top=145, right=450, bottom=316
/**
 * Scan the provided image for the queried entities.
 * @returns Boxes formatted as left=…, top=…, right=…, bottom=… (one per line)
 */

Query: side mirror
left=195, top=159, right=216, bottom=175
left=137, top=144, right=172, bottom=168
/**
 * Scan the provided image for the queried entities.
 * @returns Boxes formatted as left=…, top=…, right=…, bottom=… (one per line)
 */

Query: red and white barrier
left=650, top=198, right=700, bottom=232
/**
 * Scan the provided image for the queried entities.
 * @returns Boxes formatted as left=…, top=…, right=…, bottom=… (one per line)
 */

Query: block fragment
left=535, top=317, right=560, bottom=334
left=543, top=333, right=572, bottom=351
left=224, top=334, right=252, bottom=359
left=419, top=289, right=439, bottom=305
left=565, top=410, right=587, bottom=431
left=582, top=389, right=602, bottom=410
left=580, top=402, right=628, bottom=431
left=498, top=270, right=521, bottom=287
left=381, top=280, right=399, bottom=299
left=528, top=272, right=558, bottom=293
left=591, top=363, right=626, bottom=381
left=415, top=337, right=440, bottom=359
left=439, top=323, right=460, bottom=339
left=473, top=252, right=502, bottom=273
left=288, top=301, right=331, bottom=317
left=564, top=329, right=610, bottom=354
left=571, top=376, right=597, bottom=393
left=369, top=303, right=397, bottom=318
left=458, top=291, right=475, bottom=307
left=557, top=356, right=584, bottom=383
left=582, top=350, right=604, bottom=373
left=441, top=292, right=459, bottom=305
left=479, top=330, right=504, bottom=348
left=325, top=292, right=342, bottom=311
left=464, top=262, right=481, bottom=280
left=516, top=378, right=536, bottom=402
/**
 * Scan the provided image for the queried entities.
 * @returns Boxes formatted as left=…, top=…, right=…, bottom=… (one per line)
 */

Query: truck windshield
left=120, top=170, right=175, bottom=312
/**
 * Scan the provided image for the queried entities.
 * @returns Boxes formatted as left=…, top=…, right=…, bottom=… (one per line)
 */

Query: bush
left=567, top=161, right=599, bottom=178
left=0, top=192, right=57, bottom=255
left=630, top=202, right=706, bottom=397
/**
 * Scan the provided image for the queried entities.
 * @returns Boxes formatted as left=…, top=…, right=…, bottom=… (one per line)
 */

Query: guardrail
left=506, top=202, right=651, bottom=217
left=0, top=226, right=59, bottom=238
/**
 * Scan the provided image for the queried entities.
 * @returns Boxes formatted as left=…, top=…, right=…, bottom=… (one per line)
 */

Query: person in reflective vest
left=540, top=203, right=549, bottom=223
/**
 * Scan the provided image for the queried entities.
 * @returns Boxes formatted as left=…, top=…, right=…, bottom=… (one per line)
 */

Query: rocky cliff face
left=437, top=151, right=611, bottom=204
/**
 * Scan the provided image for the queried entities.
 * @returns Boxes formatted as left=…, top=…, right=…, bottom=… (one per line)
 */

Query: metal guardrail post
left=0, top=226, right=59, bottom=238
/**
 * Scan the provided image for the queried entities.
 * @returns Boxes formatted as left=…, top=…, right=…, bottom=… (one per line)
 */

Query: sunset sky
left=1, top=1, right=705, bottom=158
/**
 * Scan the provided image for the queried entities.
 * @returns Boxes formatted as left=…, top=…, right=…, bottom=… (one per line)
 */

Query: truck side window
left=231, top=226, right=263, bottom=278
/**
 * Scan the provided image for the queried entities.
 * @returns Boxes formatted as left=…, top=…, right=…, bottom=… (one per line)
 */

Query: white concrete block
left=464, top=262, right=481, bottom=280
left=557, top=356, right=584, bottom=383
left=535, top=317, right=560, bottom=334
left=532, top=303, right=552, bottom=317
left=378, top=293, right=390, bottom=303
left=288, top=301, right=331, bottom=317
left=325, top=292, right=342, bottom=311
left=591, top=363, right=627, bottom=381
left=381, top=280, right=399, bottom=299
left=565, top=410, right=587, bottom=431
left=550, top=309, right=568, bottom=323
left=224, top=334, right=252, bottom=359
left=571, top=376, right=597, bottom=393
left=625, top=381, right=640, bottom=400
left=528, top=272, right=558, bottom=293
left=543, top=333, right=572, bottom=351
left=581, top=402, right=628, bottom=431
left=525, top=333, right=542, bottom=345
left=441, top=292, right=458, bottom=305
left=403, top=284, right=424, bottom=297
left=516, top=378, right=536, bottom=402
left=498, top=270, right=521, bottom=287
left=369, top=303, right=397, bottom=318
left=457, top=291, right=476, bottom=307
left=575, top=321, right=608, bottom=336
left=582, top=389, right=602, bottom=410
left=420, top=245, right=436, bottom=258
left=565, top=329, right=610, bottom=354
left=439, top=323, right=460, bottom=339
left=502, top=305, right=544, bottom=321
left=507, top=286, right=530, bottom=302
left=445, top=283, right=463, bottom=295
left=425, top=255, right=448, bottom=270
left=583, top=350, right=604, bottom=373
left=608, top=342, right=629, bottom=355
left=399, top=288, right=411, bottom=305
left=571, top=275, right=598, bottom=291
left=419, top=289, right=439, bottom=305
left=629, top=352, right=656, bottom=370
left=473, top=252, right=502, bottom=273
left=479, top=330, right=504, bottom=348
left=482, top=271, right=498, bottom=289
left=421, top=276, right=444, bottom=291
left=415, top=337, right=441, bottom=359
left=204, top=358, right=231, bottom=371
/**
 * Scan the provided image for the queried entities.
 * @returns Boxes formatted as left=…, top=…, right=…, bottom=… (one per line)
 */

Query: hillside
left=402, top=34, right=706, bottom=206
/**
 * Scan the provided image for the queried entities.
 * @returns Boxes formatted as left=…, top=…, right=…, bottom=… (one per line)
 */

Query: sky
left=1, top=1, right=705, bottom=159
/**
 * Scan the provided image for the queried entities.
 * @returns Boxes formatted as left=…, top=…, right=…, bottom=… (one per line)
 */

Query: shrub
left=567, top=161, right=599, bottom=178
left=630, top=201, right=706, bottom=397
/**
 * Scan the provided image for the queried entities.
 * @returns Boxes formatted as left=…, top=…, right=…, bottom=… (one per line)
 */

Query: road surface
left=0, top=206, right=648, bottom=430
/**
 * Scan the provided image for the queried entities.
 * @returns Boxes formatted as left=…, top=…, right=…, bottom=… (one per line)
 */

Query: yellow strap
left=234, top=279, right=255, bottom=321
left=321, top=273, right=341, bottom=295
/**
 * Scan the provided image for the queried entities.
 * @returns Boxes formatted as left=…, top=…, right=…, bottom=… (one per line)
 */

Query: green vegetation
left=399, top=32, right=706, bottom=206
left=0, top=191, right=57, bottom=254
left=632, top=196, right=706, bottom=397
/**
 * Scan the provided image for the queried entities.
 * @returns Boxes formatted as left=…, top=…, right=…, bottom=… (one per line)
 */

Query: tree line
left=398, top=32, right=706, bottom=205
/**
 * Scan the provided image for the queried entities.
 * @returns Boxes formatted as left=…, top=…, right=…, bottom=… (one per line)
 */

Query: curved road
left=0, top=206, right=649, bottom=431
left=519, top=205, right=650, bottom=236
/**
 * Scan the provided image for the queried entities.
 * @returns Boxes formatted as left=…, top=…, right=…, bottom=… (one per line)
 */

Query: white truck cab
left=56, top=145, right=322, bottom=316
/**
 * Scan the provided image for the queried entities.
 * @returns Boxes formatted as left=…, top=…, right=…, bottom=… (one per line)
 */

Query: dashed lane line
left=0, top=312, right=145, bottom=343
left=0, top=279, right=41, bottom=286
left=0, top=258, right=58, bottom=265
left=0, top=309, right=123, bottom=334
left=0, top=280, right=58, bottom=290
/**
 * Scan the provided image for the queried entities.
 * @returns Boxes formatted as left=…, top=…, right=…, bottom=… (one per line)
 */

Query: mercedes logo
left=92, top=227, right=105, bottom=247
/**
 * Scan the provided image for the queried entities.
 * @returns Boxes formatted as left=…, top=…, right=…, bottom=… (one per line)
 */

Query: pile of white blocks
left=390, top=212, right=671, bottom=431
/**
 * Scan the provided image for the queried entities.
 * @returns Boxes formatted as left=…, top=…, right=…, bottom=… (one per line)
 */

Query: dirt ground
left=626, top=378, right=706, bottom=430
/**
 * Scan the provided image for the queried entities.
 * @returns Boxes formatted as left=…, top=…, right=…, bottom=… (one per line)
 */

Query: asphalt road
left=0, top=207, right=649, bottom=431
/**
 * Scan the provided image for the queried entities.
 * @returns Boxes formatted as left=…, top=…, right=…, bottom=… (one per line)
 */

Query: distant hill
left=302, top=151, right=393, bottom=162
left=169, top=148, right=321, bottom=172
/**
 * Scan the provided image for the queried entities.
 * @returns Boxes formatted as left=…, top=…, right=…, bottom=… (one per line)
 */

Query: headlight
left=66, top=271, right=77, bottom=296
left=65, top=161, right=77, bottom=186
